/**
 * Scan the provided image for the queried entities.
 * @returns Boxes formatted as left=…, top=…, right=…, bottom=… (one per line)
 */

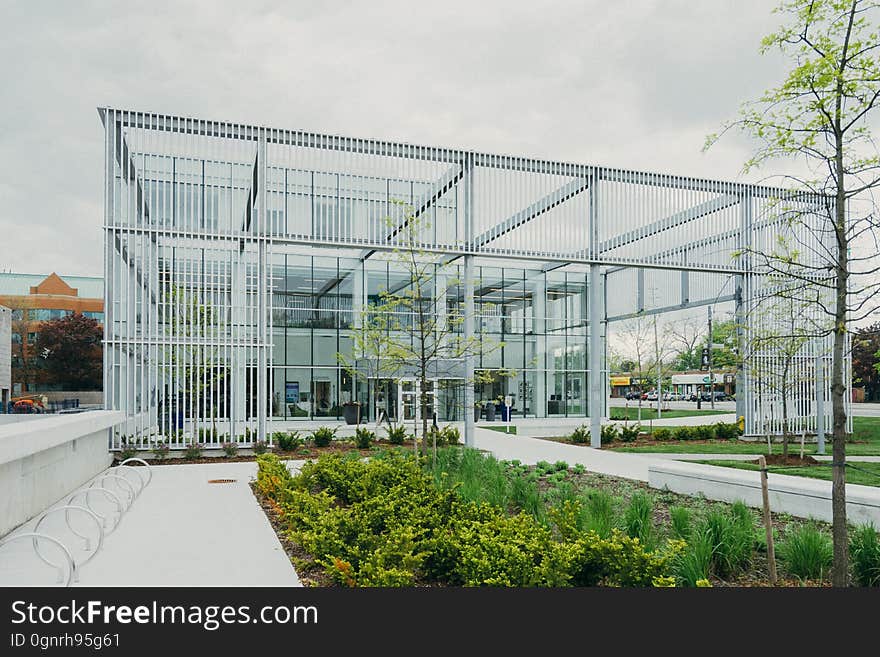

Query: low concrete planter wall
left=0, top=410, right=123, bottom=536
left=648, top=460, right=880, bottom=526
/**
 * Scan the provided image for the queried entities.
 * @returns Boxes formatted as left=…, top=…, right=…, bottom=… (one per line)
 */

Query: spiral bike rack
left=109, top=464, right=146, bottom=498
left=32, top=506, right=104, bottom=583
left=0, top=456, right=155, bottom=587
left=0, top=533, right=76, bottom=586
left=89, top=474, right=136, bottom=511
left=119, top=458, right=153, bottom=486
left=67, top=487, right=125, bottom=535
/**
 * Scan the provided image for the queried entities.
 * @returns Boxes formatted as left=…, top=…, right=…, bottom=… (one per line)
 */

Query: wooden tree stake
left=759, top=455, right=778, bottom=586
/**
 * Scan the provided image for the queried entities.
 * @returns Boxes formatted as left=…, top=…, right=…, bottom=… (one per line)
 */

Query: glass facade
left=268, top=252, right=594, bottom=422
left=102, top=108, right=843, bottom=448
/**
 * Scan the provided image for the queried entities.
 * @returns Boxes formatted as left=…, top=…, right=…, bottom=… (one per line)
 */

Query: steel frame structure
left=100, top=107, right=850, bottom=449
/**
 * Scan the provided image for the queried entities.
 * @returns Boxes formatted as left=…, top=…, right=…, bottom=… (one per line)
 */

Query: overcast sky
left=0, top=0, right=792, bottom=277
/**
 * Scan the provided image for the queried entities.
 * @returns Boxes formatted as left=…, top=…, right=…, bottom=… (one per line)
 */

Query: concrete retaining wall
left=648, top=460, right=880, bottom=526
left=0, top=410, right=123, bottom=536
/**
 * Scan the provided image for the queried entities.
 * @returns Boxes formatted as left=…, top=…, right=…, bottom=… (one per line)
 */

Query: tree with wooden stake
left=742, top=267, right=827, bottom=460
left=706, top=0, right=880, bottom=587
left=758, top=455, right=779, bottom=586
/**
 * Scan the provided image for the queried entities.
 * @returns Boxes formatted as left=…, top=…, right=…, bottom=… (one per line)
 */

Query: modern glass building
left=99, top=108, right=848, bottom=449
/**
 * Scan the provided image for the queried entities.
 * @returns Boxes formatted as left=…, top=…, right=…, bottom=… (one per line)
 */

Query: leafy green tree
left=35, top=312, right=102, bottom=390
left=707, top=0, right=880, bottom=585
left=853, top=323, right=880, bottom=399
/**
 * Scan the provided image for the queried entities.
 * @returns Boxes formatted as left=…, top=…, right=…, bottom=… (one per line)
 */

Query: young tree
left=615, top=315, right=653, bottom=414
left=161, top=284, right=226, bottom=441
left=707, top=0, right=880, bottom=585
left=35, top=312, right=103, bottom=390
left=744, top=278, right=819, bottom=458
left=668, top=316, right=705, bottom=371
left=341, top=202, right=504, bottom=456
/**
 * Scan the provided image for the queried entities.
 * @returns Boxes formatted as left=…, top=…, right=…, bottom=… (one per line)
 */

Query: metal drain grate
left=207, top=479, right=237, bottom=484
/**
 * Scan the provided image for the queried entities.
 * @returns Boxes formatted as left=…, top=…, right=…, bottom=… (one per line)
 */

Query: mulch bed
left=251, top=481, right=334, bottom=587
left=113, top=439, right=420, bottom=466
left=751, top=454, right=820, bottom=467
left=537, top=435, right=741, bottom=449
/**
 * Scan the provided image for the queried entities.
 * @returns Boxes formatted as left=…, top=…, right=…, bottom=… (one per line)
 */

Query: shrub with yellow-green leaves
left=256, top=452, right=682, bottom=587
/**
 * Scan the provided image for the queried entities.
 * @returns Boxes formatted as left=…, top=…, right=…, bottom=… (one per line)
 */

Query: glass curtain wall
left=270, top=252, right=593, bottom=421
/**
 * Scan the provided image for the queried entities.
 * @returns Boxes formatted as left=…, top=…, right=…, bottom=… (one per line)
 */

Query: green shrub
left=669, top=506, right=691, bottom=540
left=652, top=428, right=673, bottom=442
left=273, top=431, right=303, bottom=451
left=221, top=442, right=238, bottom=457
left=850, top=523, right=880, bottom=587
left=198, top=426, right=218, bottom=444
left=624, top=492, right=654, bottom=548
left=257, top=452, right=682, bottom=587
left=312, top=426, right=337, bottom=447
left=441, top=426, right=461, bottom=445
left=183, top=442, right=203, bottom=460
left=119, top=441, right=139, bottom=460
left=386, top=424, right=408, bottom=445
left=714, top=422, right=741, bottom=441
left=150, top=440, right=169, bottom=460
left=673, top=426, right=694, bottom=441
left=572, top=463, right=586, bottom=475
left=778, top=524, right=833, bottom=581
left=354, top=427, right=375, bottom=449
left=570, top=425, right=590, bottom=444
left=601, top=425, right=620, bottom=445
left=675, top=527, right=714, bottom=587
left=692, top=425, right=716, bottom=441
left=619, top=424, right=641, bottom=443
left=252, top=440, right=269, bottom=455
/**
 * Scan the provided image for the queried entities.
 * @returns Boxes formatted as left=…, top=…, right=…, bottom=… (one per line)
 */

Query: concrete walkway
left=1, top=461, right=303, bottom=587
left=473, top=427, right=656, bottom=480
left=471, top=427, right=880, bottom=524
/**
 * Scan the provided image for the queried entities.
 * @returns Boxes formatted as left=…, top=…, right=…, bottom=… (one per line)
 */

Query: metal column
left=589, top=264, right=603, bottom=448
left=464, top=254, right=475, bottom=447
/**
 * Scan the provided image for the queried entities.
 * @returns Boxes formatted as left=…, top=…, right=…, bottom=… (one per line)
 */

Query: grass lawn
left=608, top=407, right=727, bottom=421
left=613, top=416, right=880, bottom=456
left=696, top=459, right=880, bottom=488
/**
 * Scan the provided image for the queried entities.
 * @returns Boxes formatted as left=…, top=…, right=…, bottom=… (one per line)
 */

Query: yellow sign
left=610, top=376, right=631, bottom=386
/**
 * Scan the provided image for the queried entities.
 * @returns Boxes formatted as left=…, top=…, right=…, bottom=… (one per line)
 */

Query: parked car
left=646, top=390, right=659, bottom=401
left=664, top=392, right=683, bottom=401
left=625, top=390, right=642, bottom=401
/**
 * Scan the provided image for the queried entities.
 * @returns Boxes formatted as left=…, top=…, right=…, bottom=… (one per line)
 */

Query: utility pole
left=708, top=305, right=715, bottom=410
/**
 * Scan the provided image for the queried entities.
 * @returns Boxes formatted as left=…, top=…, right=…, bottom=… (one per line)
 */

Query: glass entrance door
left=398, top=379, right=438, bottom=425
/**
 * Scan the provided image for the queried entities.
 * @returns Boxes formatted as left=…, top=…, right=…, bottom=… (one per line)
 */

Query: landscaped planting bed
left=113, top=425, right=454, bottom=465
left=253, top=446, right=880, bottom=587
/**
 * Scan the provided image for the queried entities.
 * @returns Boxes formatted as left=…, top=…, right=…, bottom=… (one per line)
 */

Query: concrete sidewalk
left=472, top=427, right=880, bottom=523
left=472, top=427, right=656, bottom=480
left=1, top=461, right=303, bottom=587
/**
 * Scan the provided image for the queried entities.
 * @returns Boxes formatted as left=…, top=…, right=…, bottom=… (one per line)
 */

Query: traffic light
left=700, top=347, right=710, bottom=370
